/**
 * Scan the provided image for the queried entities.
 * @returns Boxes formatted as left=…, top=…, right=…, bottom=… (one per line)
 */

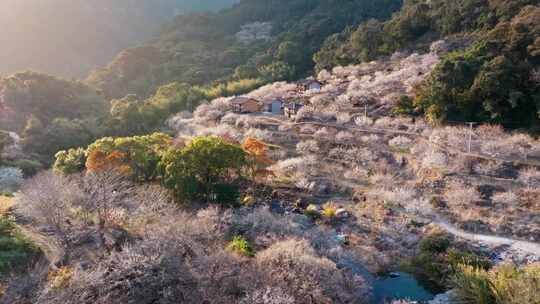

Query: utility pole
left=467, top=122, right=475, bottom=153
left=364, top=104, right=368, bottom=118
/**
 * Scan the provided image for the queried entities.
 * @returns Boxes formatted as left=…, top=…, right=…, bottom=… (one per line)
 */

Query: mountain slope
left=86, top=0, right=403, bottom=100
left=0, top=0, right=238, bottom=78
left=314, top=0, right=540, bottom=129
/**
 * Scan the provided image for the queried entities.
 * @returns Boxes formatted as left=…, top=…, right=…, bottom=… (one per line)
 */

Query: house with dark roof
left=230, top=96, right=261, bottom=113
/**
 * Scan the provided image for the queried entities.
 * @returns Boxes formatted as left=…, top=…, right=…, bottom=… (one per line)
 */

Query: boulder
left=336, top=208, right=349, bottom=219
left=305, top=204, right=322, bottom=217
left=429, top=290, right=458, bottom=304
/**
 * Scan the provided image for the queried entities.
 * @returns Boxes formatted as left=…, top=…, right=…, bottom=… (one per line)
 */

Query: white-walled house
left=262, top=98, right=284, bottom=114
left=298, top=79, right=323, bottom=92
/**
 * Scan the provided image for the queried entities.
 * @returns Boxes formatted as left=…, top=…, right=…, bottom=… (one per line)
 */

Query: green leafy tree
left=53, top=148, right=87, bottom=175
left=276, top=41, right=305, bottom=67
left=0, top=71, right=106, bottom=127
left=234, top=65, right=260, bottom=79
left=87, top=133, right=172, bottom=181
left=159, top=136, right=247, bottom=205
left=415, top=6, right=540, bottom=128
left=108, top=95, right=147, bottom=135
left=0, top=131, right=13, bottom=165
left=22, top=118, right=94, bottom=163
left=259, top=61, right=295, bottom=82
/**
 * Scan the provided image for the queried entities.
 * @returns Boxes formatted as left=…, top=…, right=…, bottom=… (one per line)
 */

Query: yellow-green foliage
left=205, top=78, right=264, bottom=99
left=226, top=236, right=255, bottom=257
left=453, top=263, right=540, bottom=304
left=321, top=205, right=337, bottom=219
left=48, top=267, right=74, bottom=289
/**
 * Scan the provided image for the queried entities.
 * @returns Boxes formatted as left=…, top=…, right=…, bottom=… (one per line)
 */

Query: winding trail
left=259, top=115, right=540, bottom=255
left=433, top=216, right=540, bottom=255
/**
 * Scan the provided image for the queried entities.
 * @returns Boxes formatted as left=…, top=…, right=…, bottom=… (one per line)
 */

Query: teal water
left=373, top=272, right=435, bottom=303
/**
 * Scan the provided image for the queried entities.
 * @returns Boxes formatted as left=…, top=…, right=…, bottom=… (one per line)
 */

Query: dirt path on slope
left=432, top=216, right=540, bottom=255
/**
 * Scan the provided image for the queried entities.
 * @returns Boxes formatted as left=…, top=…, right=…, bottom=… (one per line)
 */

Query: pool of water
left=373, top=272, right=435, bottom=303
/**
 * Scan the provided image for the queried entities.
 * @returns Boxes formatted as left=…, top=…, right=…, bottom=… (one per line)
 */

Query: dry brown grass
left=0, top=195, right=14, bottom=215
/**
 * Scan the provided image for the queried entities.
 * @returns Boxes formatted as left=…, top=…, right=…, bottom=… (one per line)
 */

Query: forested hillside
left=314, top=0, right=540, bottom=128
left=87, top=0, right=403, bottom=100
left=0, top=0, right=238, bottom=78
left=2, top=1, right=540, bottom=303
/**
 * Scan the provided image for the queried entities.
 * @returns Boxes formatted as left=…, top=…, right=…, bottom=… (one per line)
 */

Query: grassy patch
left=0, top=215, right=38, bottom=275
left=453, top=263, right=540, bottom=304
left=401, top=231, right=491, bottom=293
left=0, top=196, right=14, bottom=215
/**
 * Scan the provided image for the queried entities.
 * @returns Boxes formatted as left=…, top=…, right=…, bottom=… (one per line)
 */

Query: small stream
left=339, top=257, right=435, bottom=303
left=373, top=272, right=435, bottom=303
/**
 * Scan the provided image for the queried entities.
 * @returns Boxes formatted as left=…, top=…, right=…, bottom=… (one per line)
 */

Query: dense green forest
left=314, top=0, right=540, bottom=128
left=0, top=0, right=403, bottom=170
left=2, top=2, right=540, bottom=303
left=86, top=0, right=403, bottom=100
left=1, top=0, right=539, bottom=173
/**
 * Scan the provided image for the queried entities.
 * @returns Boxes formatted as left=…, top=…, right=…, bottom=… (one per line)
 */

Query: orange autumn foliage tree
left=241, top=137, right=274, bottom=178
left=86, top=149, right=131, bottom=175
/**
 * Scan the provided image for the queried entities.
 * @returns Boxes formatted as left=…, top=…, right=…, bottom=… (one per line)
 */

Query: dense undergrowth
left=0, top=197, right=37, bottom=277
left=315, top=0, right=540, bottom=128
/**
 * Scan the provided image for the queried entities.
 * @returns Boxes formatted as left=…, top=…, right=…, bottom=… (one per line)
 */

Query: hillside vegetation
left=0, top=0, right=402, bottom=171
left=315, top=0, right=540, bottom=128
left=86, top=0, right=402, bottom=100
left=1, top=1, right=540, bottom=303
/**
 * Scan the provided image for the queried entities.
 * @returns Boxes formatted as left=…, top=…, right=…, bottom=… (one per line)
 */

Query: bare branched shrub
left=278, top=123, right=294, bottom=132
left=444, top=182, right=481, bottom=207
left=244, top=128, right=272, bottom=141
left=272, top=156, right=315, bottom=177
left=354, top=116, right=374, bottom=127
left=299, top=124, right=317, bottom=135
left=232, top=208, right=307, bottom=242
left=80, top=171, right=133, bottom=229
left=0, top=167, right=23, bottom=193
left=481, top=141, right=507, bottom=157
left=241, top=287, right=296, bottom=304
left=296, top=140, right=320, bottom=154
left=336, top=112, right=351, bottom=124
left=256, top=239, right=364, bottom=304
left=335, top=131, right=354, bottom=145
left=221, top=112, right=241, bottom=125
left=17, top=171, right=84, bottom=242
left=48, top=240, right=203, bottom=304
left=246, top=82, right=296, bottom=101
left=366, top=186, right=416, bottom=205
left=310, top=94, right=333, bottom=109
left=317, top=69, right=332, bottom=82
left=389, top=136, right=413, bottom=149
left=421, top=151, right=448, bottom=169
left=369, top=173, right=396, bottom=190
left=518, top=167, right=540, bottom=189
left=295, top=106, right=314, bottom=122
left=195, top=125, right=242, bottom=142
left=191, top=250, right=259, bottom=304
left=492, top=192, right=519, bottom=206
left=475, top=124, right=505, bottom=139
left=343, top=166, right=368, bottom=180
left=472, top=161, right=503, bottom=177
left=360, top=134, right=381, bottom=144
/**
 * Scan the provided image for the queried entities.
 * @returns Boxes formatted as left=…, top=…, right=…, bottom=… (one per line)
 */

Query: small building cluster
left=229, top=78, right=324, bottom=119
